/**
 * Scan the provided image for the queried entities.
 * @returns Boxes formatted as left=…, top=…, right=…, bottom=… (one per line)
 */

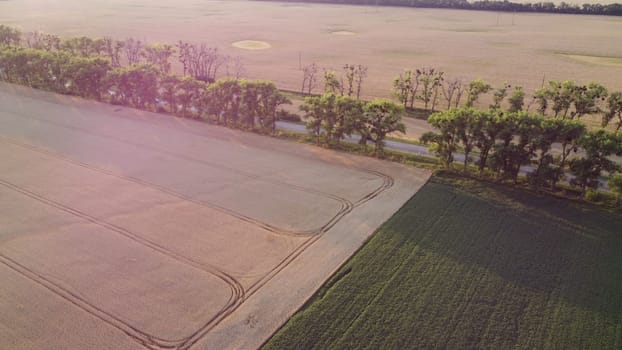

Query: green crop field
left=264, top=173, right=622, bottom=349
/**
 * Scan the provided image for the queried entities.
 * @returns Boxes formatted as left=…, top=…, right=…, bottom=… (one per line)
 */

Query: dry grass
left=1, top=0, right=621, bottom=104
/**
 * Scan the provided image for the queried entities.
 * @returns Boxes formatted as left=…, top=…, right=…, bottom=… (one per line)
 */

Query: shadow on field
left=414, top=173, right=622, bottom=321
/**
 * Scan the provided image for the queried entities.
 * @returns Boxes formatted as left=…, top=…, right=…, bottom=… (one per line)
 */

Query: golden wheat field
left=1, top=0, right=622, bottom=99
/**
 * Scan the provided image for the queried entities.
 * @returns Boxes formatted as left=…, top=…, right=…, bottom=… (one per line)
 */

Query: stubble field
left=0, top=82, right=429, bottom=349
left=1, top=0, right=622, bottom=101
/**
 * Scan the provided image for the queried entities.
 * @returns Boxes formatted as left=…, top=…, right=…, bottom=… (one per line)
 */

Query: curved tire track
left=0, top=116, right=395, bottom=349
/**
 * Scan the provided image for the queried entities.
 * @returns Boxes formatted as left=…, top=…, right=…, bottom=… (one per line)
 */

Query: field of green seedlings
left=264, top=173, right=622, bottom=349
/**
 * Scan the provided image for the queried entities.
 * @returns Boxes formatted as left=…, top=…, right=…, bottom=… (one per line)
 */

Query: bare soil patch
left=232, top=40, right=271, bottom=50
left=331, top=30, right=356, bottom=35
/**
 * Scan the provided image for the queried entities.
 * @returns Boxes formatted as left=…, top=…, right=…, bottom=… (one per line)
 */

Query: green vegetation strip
left=264, top=173, right=622, bottom=349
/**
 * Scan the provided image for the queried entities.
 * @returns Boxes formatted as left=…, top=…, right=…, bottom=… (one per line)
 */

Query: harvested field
left=1, top=0, right=621, bottom=101
left=265, top=173, right=622, bottom=349
left=0, top=82, right=430, bottom=349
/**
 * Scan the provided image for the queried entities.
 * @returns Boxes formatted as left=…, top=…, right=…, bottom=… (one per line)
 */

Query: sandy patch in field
left=558, top=53, right=622, bottom=68
left=0, top=83, right=430, bottom=350
left=232, top=40, right=271, bottom=50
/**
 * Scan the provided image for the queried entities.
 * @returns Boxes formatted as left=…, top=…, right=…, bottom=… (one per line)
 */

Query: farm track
left=0, top=126, right=394, bottom=349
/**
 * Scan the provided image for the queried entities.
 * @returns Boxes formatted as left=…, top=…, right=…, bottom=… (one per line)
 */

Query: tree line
left=2, top=25, right=622, bottom=204
left=300, top=93, right=406, bottom=154
left=421, top=108, right=622, bottom=201
left=0, top=25, right=290, bottom=133
left=258, top=0, right=622, bottom=16
left=391, top=68, right=622, bottom=132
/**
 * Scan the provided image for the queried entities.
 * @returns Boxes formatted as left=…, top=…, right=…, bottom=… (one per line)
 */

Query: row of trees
left=300, top=93, right=405, bottom=154
left=392, top=70, right=525, bottom=112
left=0, top=25, right=242, bottom=82
left=262, top=0, right=622, bottom=16
left=421, top=108, right=622, bottom=197
left=391, top=68, right=622, bottom=132
left=0, top=44, right=290, bottom=133
left=301, top=62, right=368, bottom=100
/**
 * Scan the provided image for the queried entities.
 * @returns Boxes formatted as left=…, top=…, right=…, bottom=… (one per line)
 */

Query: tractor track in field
left=0, top=134, right=352, bottom=238
left=0, top=108, right=394, bottom=349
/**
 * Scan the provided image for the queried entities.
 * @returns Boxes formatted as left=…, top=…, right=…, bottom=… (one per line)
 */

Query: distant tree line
left=0, top=25, right=291, bottom=134
left=258, top=0, right=622, bottom=16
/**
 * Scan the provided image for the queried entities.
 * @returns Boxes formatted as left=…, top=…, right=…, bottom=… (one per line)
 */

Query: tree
left=301, top=62, right=319, bottom=95
left=177, top=42, right=227, bottom=82
left=61, top=36, right=104, bottom=57
left=602, top=91, right=622, bottom=131
left=64, top=56, right=111, bottom=100
left=527, top=117, right=565, bottom=189
left=159, top=74, right=181, bottom=113
left=340, top=64, right=369, bottom=99
left=488, top=112, right=540, bottom=183
left=226, top=55, right=245, bottom=80
left=105, top=64, right=159, bottom=109
left=608, top=173, right=622, bottom=206
left=507, top=86, right=525, bottom=112
left=123, top=38, right=144, bottom=65
left=417, top=67, right=442, bottom=110
left=570, top=130, right=621, bottom=196
left=353, top=64, right=368, bottom=100
left=426, top=108, right=479, bottom=170
left=0, top=25, right=21, bottom=46
left=454, top=108, right=481, bottom=171
left=421, top=111, right=459, bottom=169
left=299, top=93, right=357, bottom=145
left=142, top=43, right=175, bottom=74
left=241, top=80, right=261, bottom=128
left=465, top=79, right=492, bottom=107
left=570, top=82, right=607, bottom=119
left=490, top=83, right=511, bottom=110
left=257, top=83, right=291, bottom=134
left=300, top=94, right=329, bottom=144
left=102, top=37, right=124, bottom=68
left=364, top=99, right=406, bottom=155
left=323, top=70, right=342, bottom=95
left=334, top=95, right=364, bottom=143
left=441, top=78, right=464, bottom=110
left=392, top=69, right=419, bottom=108
left=472, top=110, right=504, bottom=175
left=552, top=119, right=586, bottom=187
left=240, top=80, right=290, bottom=131
left=342, top=64, right=356, bottom=97
left=176, top=76, right=204, bottom=117
left=24, top=31, right=61, bottom=51
left=533, top=80, right=606, bottom=119
left=204, top=79, right=243, bottom=125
